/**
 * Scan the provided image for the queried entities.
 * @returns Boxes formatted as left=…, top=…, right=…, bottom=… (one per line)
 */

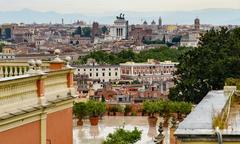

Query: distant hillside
left=0, top=8, right=239, bottom=25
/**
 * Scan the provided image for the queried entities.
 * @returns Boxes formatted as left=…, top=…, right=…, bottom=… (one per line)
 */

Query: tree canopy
left=169, top=27, right=240, bottom=103
left=101, top=26, right=108, bottom=34
left=75, top=47, right=191, bottom=65
left=73, top=26, right=92, bottom=37
left=74, top=26, right=82, bottom=36
left=82, top=27, right=91, bottom=37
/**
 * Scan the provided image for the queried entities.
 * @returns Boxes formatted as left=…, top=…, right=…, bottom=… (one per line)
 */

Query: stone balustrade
left=0, top=61, right=50, bottom=78
left=0, top=67, right=75, bottom=117
left=0, top=75, right=40, bottom=115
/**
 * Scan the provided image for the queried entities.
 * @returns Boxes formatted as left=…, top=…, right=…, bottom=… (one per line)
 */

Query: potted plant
left=109, top=105, right=120, bottom=116
left=124, top=105, right=132, bottom=116
left=143, top=100, right=159, bottom=127
left=178, top=102, right=192, bottom=121
left=116, top=105, right=124, bottom=116
left=168, top=101, right=178, bottom=118
left=73, top=102, right=87, bottom=126
left=137, top=107, right=143, bottom=116
left=103, top=127, right=142, bottom=144
left=86, top=100, right=106, bottom=126
left=162, top=101, right=171, bottom=127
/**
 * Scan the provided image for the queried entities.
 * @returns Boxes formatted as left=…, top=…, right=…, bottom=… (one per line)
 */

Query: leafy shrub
left=103, top=127, right=142, bottom=144
left=124, top=105, right=132, bottom=114
left=225, top=78, right=240, bottom=90
left=86, top=100, right=106, bottom=117
left=178, top=102, right=192, bottom=114
left=143, top=100, right=159, bottom=117
left=109, top=105, right=124, bottom=114
left=73, top=102, right=87, bottom=119
left=144, top=100, right=192, bottom=117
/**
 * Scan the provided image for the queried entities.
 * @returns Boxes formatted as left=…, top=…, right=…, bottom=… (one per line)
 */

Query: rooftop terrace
left=175, top=87, right=240, bottom=142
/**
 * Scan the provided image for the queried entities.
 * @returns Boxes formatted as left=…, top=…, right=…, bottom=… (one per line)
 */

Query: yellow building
left=0, top=52, right=76, bottom=144
left=166, top=25, right=177, bottom=32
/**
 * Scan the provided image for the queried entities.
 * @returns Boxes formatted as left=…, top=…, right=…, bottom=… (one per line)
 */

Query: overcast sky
left=1, top=0, right=240, bottom=13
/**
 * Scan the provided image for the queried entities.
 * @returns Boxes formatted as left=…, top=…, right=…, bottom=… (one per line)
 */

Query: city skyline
left=0, top=0, right=240, bottom=13
left=0, top=8, right=240, bottom=25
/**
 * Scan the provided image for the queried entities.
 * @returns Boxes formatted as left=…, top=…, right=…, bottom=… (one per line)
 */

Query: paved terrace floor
left=73, top=116, right=170, bottom=144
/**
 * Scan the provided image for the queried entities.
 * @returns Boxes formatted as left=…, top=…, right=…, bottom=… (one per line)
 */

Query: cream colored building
left=74, top=60, right=120, bottom=83
left=120, top=59, right=178, bottom=83
left=109, top=14, right=129, bottom=40
left=0, top=56, right=76, bottom=144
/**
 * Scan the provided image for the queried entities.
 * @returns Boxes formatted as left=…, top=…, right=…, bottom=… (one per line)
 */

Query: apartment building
left=120, top=59, right=178, bottom=83
left=74, top=59, right=120, bottom=83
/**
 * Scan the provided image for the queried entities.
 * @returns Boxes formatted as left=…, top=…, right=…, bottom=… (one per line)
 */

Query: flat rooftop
left=175, top=89, right=240, bottom=137
left=175, top=90, right=228, bottom=135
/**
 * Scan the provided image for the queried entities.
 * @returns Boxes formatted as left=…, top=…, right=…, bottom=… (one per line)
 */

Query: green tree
left=82, top=27, right=92, bottom=37
left=162, top=35, right=166, bottom=43
left=86, top=100, right=106, bottom=117
left=169, top=27, right=240, bottom=103
left=74, top=26, right=82, bottom=36
left=143, top=39, right=165, bottom=45
left=143, top=100, right=159, bottom=117
left=131, top=80, right=141, bottom=84
left=101, top=26, right=108, bottom=34
left=225, top=78, right=240, bottom=90
left=4, top=28, right=12, bottom=39
left=103, top=127, right=142, bottom=144
left=73, top=102, right=87, bottom=119
left=172, top=36, right=182, bottom=43
left=76, top=47, right=192, bottom=65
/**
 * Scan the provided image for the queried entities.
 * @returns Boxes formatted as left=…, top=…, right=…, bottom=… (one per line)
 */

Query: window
left=90, top=69, right=92, bottom=71
left=102, top=73, right=105, bottom=76
left=90, top=73, right=92, bottom=77
left=115, top=68, right=118, bottom=70
left=96, top=73, right=98, bottom=77
left=102, top=68, right=105, bottom=71
left=96, top=68, right=98, bottom=71
left=78, top=69, right=80, bottom=71
left=119, top=98, right=123, bottom=102
left=115, top=72, right=118, bottom=76
left=109, top=68, right=111, bottom=71
left=84, top=69, right=86, bottom=71
left=109, top=72, right=111, bottom=76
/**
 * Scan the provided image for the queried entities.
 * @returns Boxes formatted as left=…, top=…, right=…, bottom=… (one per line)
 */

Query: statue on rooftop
left=116, top=13, right=125, bottom=20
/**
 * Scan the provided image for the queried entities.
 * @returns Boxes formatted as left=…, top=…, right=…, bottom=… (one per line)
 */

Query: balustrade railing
left=0, top=68, right=75, bottom=116
left=0, top=61, right=49, bottom=77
